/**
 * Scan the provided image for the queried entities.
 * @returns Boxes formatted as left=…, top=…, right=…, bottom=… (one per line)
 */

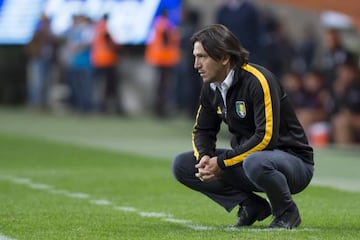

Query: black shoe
left=268, top=204, right=301, bottom=229
left=235, top=199, right=272, bottom=227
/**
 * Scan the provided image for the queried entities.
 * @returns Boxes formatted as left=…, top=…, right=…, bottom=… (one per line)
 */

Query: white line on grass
left=28, top=183, right=53, bottom=190
left=139, top=212, right=172, bottom=218
left=114, top=206, right=137, bottom=212
left=224, top=226, right=320, bottom=232
left=0, top=174, right=208, bottom=230
left=186, top=225, right=215, bottom=231
left=66, top=192, right=90, bottom=199
left=0, top=233, right=15, bottom=240
left=163, top=218, right=192, bottom=224
left=48, top=189, right=71, bottom=195
left=90, top=199, right=112, bottom=206
left=0, top=174, right=320, bottom=233
left=10, top=177, right=31, bottom=184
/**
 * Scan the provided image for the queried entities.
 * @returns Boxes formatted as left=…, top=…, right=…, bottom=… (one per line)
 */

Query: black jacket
left=192, top=63, right=314, bottom=169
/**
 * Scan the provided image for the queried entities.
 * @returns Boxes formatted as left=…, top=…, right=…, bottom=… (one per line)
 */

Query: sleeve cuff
left=217, top=154, right=227, bottom=169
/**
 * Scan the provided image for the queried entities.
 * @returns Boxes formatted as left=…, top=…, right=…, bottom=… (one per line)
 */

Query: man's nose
left=194, top=59, right=200, bottom=69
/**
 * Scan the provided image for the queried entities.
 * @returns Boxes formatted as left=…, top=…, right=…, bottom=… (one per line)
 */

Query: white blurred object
left=309, top=122, right=330, bottom=147
left=321, top=10, right=354, bottom=29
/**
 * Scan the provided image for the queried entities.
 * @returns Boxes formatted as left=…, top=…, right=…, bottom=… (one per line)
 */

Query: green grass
left=0, top=108, right=360, bottom=239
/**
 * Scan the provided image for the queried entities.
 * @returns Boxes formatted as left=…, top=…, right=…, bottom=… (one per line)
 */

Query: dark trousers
left=66, top=67, right=94, bottom=112
left=154, top=66, right=173, bottom=117
left=172, top=149, right=314, bottom=217
left=94, top=66, right=122, bottom=113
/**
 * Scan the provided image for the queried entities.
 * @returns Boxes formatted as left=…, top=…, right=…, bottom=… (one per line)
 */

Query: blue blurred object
left=0, top=0, right=45, bottom=44
left=0, top=0, right=181, bottom=45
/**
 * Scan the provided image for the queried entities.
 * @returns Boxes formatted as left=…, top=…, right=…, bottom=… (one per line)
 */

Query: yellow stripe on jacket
left=223, top=64, right=274, bottom=166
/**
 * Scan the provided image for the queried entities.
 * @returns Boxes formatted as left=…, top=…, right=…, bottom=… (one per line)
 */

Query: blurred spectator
left=174, top=4, right=202, bottom=118
left=282, top=71, right=330, bottom=147
left=91, top=14, right=123, bottom=115
left=59, top=15, right=94, bottom=113
left=261, top=14, right=296, bottom=79
left=145, top=9, right=180, bottom=118
left=296, top=70, right=329, bottom=146
left=331, top=62, right=360, bottom=144
left=215, top=0, right=264, bottom=63
left=321, top=28, right=357, bottom=89
left=296, top=25, right=319, bottom=73
left=281, top=71, right=306, bottom=110
left=25, top=14, right=56, bottom=110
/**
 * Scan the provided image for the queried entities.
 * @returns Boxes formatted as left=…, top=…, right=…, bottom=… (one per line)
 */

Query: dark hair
left=191, top=24, right=249, bottom=67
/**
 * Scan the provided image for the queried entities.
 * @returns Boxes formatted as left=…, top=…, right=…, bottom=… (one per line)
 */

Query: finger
left=201, top=174, right=218, bottom=182
left=196, top=169, right=214, bottom=177
left=202, top=173, right=215, bottom=179
left=195, top=161, right=207, bottom=169
left=195, top=173, right=205, bottom=182
left=195, top=171, right=209, bottom=178
left=197, top=168, right=212, bottom=176
left=196, top=156, right=210, bottom=168
left=200, top=155, right=210, bottom=162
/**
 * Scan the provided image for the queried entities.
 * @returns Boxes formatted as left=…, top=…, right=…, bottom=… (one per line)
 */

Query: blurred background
left=0, top=0, right=359, bottom=148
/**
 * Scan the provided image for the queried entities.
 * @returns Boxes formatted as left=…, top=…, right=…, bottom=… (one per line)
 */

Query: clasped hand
left=195, top=155, right=222, bottom=182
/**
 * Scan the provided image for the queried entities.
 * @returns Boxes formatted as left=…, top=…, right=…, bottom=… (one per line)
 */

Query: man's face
left=193, top=41, right=229, bottom=83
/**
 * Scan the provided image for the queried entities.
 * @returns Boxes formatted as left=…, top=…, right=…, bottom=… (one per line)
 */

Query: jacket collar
left=210, top=69, right=235, bottom=91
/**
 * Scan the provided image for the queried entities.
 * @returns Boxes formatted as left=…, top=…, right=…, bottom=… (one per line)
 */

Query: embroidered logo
left=236, top=101, right=246, bottom=118
left=216, top=106, right=222, bottom=115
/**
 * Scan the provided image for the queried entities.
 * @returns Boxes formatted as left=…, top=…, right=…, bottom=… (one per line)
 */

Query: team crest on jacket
left=236, top=101, right=246, bottom=118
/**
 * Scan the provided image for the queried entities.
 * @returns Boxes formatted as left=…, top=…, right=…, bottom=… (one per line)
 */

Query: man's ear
left=221, top=54, right=230, bottom=66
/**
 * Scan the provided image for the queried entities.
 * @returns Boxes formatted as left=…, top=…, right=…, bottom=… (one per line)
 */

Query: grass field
left=0, top=108, right=359, bottom=239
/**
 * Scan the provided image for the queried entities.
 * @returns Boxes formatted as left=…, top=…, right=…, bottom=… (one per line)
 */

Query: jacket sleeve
left=192, top=86, right=222, bottom=160
left=217, top=65, right=280, bottom=169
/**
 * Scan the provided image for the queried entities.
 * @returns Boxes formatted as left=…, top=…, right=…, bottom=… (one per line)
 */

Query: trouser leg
left=105, top=66, right=122, bottom=113
left=172, top=150, right=263, bottom=212
left=243, top=150, right=314, bottom=217
left=28, top=59, right=42, bottom=107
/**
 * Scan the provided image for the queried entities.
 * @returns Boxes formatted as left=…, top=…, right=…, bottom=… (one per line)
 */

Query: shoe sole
left=268, top=215, right=302, bottom=229
left=235, top=202, right=272, bottom=227
left=235, top=209, right=271, bottom=227
left=290, top=215, right=301, bottom=229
